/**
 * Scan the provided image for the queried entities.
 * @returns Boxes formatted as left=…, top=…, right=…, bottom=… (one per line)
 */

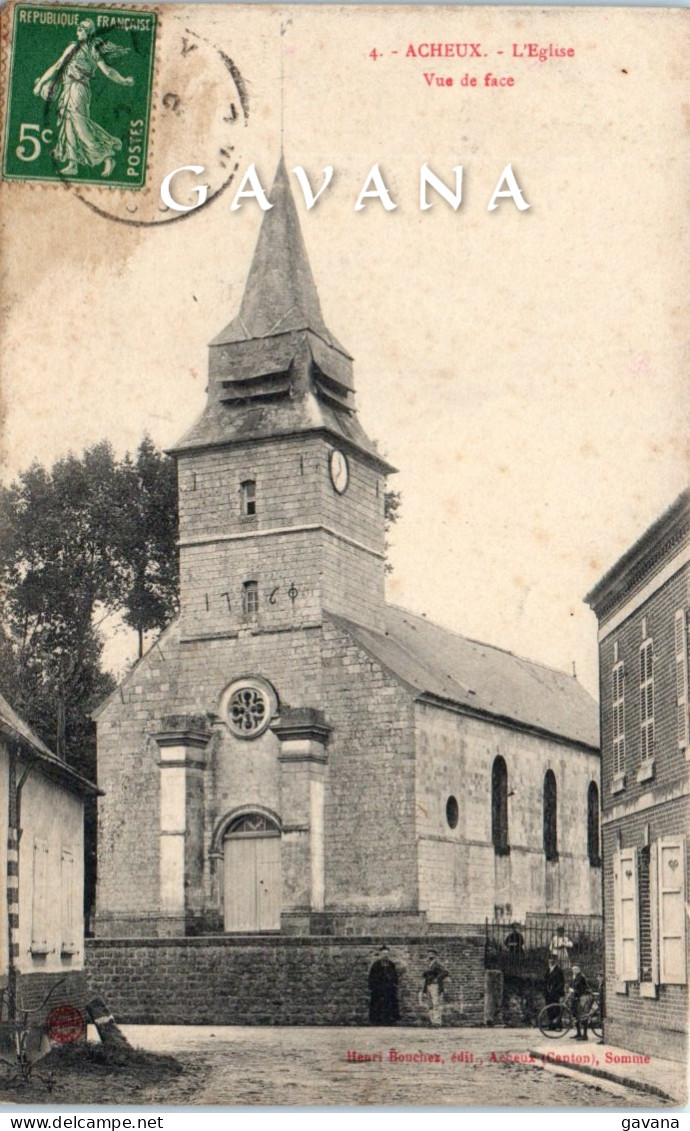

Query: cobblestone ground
left=123, top=1026, right=661, bottom=1107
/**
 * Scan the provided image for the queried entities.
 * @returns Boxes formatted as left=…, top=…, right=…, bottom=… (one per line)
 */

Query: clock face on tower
left=329, top=449, right=349, bottom=494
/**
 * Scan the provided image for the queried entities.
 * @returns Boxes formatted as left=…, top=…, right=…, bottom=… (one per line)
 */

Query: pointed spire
left=212, top=157, right=334, bottom=346
left=172, top=154, right=396, bottom=473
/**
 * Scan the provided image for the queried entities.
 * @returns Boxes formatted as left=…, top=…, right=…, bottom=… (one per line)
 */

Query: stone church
left=95, top=159, right=601, bottom=939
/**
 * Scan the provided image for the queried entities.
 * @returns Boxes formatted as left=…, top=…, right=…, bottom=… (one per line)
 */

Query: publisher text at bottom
left=344, top=1049, right=652, bottom=1067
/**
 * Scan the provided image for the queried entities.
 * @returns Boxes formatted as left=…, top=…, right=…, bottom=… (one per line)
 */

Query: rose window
left=221, top=677, right=276, bottom=739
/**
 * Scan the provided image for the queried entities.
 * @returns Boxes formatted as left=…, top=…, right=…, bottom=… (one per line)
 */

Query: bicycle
left=537, top=992, right=602, bottom=1040
left=0, top=979, right=67, bottom=1089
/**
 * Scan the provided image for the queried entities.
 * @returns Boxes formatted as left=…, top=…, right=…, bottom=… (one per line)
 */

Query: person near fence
left=544, top=955, right=566, bottom=1028
left=566, top=964, right=593, bottom=1040
left=504, top=923, right=525, bottom=960
left=549, top=924, right=574, bottom=970
left=368, top=946, right=400, bottom=1026
left=420, top=950, right=450, bottom=1027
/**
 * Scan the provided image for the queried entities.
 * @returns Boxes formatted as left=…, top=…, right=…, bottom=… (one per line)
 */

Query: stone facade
left=178, top=434, right=387, bottom=642
left=95, top=158, right=601, bottom=959
left=586, top=490, right=690, bottom=1062
left=415, top=702, right=601, bottom=924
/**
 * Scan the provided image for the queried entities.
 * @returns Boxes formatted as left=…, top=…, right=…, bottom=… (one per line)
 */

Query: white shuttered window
left=613, top=847, right=639, bottom=981
left=61, top=848, right=76, bottom=952
left=612, top=661, right=625, bottom=774
left=31, top=839, right=49, bottom=952
left=657, top=837, right=687, bottom=985
left=639, top=639, right=654, bottom=762
left=649, top=841, right=660, bottom=986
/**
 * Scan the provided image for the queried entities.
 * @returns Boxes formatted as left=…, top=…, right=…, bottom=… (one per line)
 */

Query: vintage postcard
left=0, top=0, right=688, bottom=1112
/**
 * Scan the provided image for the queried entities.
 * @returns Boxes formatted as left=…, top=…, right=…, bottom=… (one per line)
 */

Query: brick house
left=0, top=692, right=97, bottom=1016
left=585, top=490, right=689, bottom=1062
left=94, top=158, right=601, bottom=943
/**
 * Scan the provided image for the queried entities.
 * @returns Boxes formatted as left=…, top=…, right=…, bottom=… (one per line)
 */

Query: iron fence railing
left=484, top=916, right=603, bottom=983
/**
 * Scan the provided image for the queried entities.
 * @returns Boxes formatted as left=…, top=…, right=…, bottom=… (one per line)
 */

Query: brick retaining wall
left=0, top=972, right=88, bottom=1026
left=85, top=935, right=485, bottom=1026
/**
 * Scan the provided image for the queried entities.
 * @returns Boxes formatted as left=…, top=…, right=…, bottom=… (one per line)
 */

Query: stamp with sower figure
left=2, top=4, right=157, bottom=188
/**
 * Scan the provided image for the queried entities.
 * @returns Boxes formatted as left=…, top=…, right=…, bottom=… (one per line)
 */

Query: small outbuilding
left=0, top=692, right=98, bottom=1018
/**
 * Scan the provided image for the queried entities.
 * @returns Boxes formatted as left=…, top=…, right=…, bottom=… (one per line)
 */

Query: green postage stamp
left=2, top=4, right=157, bottom=188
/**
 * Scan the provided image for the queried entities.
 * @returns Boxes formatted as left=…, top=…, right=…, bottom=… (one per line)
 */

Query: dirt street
left=117, top=1026, right=663, bottom=1108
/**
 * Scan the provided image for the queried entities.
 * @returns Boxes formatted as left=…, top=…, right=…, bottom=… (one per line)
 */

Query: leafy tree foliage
left=384, top=489, right=402, bottom=531
left=0, top=443, right=122, bottom=758
left=119, top=436, right=180, bottom=658
left=0, top=438, right=178, bottom=922
left=0, top=437, right=179, bottom=752
left=384, top=489, right=402, bottom=572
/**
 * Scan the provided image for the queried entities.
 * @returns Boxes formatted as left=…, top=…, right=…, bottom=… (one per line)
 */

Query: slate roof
left=0, top=691, right=99, bottom=797
left=329, top=605, right=600, bottom=750
left=210, top=155, right=349, bottom=356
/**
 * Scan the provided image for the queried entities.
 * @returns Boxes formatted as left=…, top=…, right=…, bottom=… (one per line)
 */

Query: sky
left=1, top=4, right=687, bottom=698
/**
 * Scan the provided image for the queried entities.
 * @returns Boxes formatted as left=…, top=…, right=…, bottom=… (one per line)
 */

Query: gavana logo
left=621, top=1121, right=680, bottom=1130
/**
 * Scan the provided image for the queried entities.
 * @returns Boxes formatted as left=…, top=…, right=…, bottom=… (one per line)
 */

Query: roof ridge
left=385, top=602, right=589, bottom=687
left=323, top=609, right=428, bottom=696
left=326, top=607, right=599, bottom=748
left=0, top=690, right=99, bottom=794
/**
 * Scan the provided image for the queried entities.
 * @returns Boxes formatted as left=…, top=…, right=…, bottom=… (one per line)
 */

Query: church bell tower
left=170, top=157, right=395, bottom=643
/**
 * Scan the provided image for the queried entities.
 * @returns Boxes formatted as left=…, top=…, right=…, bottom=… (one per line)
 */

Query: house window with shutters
left=61, top=848, right=77, bottom=955
left=31, top=838, right=49, bottom=955
left=639, top=637, right=654, bottom=766
left=675, top=609, right=689, bottom=752
left=638, top=841, right=661, bottom=997
left=615, top=838, right=687, bottom=993
left=638, top=846, right=653, bottom=984
left=612, top=657, right=626, bottom=790
left=657, top=837, right=687, bottom=986
left=612, top=846, right=639, bottom=986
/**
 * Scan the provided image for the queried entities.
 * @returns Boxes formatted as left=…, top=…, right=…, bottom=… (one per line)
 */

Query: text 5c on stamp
left=2, top=4, right=157, bottom=188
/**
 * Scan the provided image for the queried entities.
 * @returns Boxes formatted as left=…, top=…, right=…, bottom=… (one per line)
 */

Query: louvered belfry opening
left=207, top=155, right=357, bottom=419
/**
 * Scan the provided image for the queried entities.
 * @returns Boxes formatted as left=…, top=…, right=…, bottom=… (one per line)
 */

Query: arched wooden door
left=223, top=814, right=282, bottom=932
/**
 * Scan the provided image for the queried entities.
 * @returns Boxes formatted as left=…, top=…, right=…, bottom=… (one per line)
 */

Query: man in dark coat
left=504, top=923, right=525, bottom=971
left=545, top=955, right=565, bottom=1003
left=504, top=923, right=525, bottom=956
left=544, top=955, right=565, bottom=1028
left=368, top=946, right=400, bottom=1025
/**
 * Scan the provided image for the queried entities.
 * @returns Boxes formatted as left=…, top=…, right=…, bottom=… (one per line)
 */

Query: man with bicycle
left=566, top=964, right=593, bottom=1041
